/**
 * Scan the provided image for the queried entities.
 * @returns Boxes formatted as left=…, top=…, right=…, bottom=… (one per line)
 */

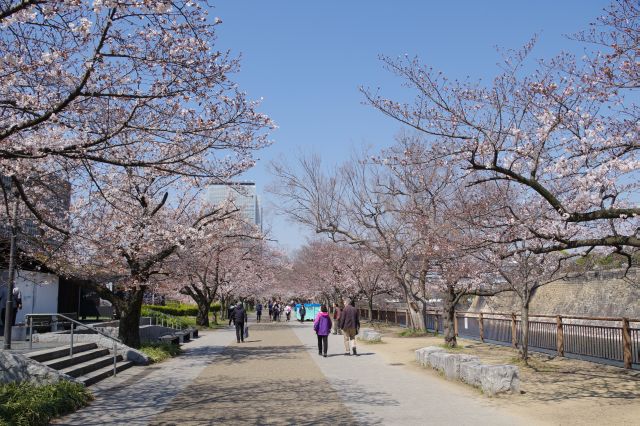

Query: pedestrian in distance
left=285, top=304, right=292, bottom=321
left=338, top=298, right=360, bottom=356
left=314, top=304, right=332, bottom=357
left=234, top=302, right=248, bottom=343
left=268, top=301, right=273, bottom=322
left=299, top=304, right=306, bottom=323
left=256, top=302, right=263, bottom=323
left=228, top=303, right=236, bottom=326
left=273, top=303, right=280, bottom=322
left=332, top=302, right=342, bottom=335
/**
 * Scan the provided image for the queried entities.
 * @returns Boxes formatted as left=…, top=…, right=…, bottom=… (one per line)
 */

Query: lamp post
left=3, top=190, right=19, bottom=349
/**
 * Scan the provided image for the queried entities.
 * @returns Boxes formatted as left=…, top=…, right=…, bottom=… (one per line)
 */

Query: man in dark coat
left=228, top=304, right=236, bottom=326
left=233, top=302, right=248, bottom=343
left=338, top=299, right=360, bottom=356
left=299, top=304, right=306, bottom=322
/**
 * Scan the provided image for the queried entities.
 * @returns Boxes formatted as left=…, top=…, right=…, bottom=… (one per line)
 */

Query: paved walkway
left=55, top=320, right=536, bottom=425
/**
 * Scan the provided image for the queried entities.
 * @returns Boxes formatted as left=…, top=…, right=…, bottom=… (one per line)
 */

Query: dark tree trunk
left=196, top=302, right=210, bottom=327
left=420, top=300, right=428, bottom=333
left=118, top=287, right=145, bottom=348
left=443, top=287, right=457, bottom=348
left=368, top=296, right=374, bottom=321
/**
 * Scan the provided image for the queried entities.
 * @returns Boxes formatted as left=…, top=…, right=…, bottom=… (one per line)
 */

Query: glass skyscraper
left=205, top=182, right=262, bottom=230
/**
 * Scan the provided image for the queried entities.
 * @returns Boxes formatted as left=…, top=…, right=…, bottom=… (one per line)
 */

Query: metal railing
left=26, top=313, right=121, bottom=377
left=143, top=309, right=190, bottom=331
left=359, top=307, right=640, bottom=370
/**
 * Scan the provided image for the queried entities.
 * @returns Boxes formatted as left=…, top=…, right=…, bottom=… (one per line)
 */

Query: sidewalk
left=54, top=320, right=538, bottom=425
left=290, top=322, right=536, bottom=425
left=53, top=327, right=236, bottom=426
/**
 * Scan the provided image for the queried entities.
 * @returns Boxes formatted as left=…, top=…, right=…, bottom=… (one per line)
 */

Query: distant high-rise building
left=205, top=182, right=262, bottom=230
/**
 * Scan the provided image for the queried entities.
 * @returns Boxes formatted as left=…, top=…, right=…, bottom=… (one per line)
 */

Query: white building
left=205, top=182, right=262, bottom=230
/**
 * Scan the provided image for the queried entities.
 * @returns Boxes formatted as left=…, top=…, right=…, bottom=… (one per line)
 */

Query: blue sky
left=211, top=1, right=608, bottom=252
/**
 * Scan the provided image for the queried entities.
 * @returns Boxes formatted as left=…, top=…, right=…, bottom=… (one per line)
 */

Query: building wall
left=1, top=270, right=59, bottom=324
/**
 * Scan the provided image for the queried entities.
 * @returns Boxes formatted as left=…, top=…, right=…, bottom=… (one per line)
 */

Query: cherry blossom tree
left=39, top=167, right=238, bottom=347
left=362, top=0, right=640, bottom=260
left=488, top=248, right=568, bottom=364
left=290, top=240, right=358, bottom=305
left=271, top=142, right=504, bottom=343
left=0, top=0, right=272, bottom=241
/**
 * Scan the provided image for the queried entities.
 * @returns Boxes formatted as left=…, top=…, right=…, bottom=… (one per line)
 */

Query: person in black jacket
left=233, top=302, right=248, bottom=343
left=228, top=304, right=236, bottom=326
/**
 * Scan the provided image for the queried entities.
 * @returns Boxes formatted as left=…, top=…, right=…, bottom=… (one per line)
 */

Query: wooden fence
left=359, top=307, right=640, bottom=370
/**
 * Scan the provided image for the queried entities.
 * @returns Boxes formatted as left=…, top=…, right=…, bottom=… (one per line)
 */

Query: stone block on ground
left=361, top=331, right=382, bottom=342
left=459, top=361, right=483, bottom=387
left=443, top=354, right=481, bottom=381
left=415, top=346, right=445, bottom=366
left=480, top=365, right=520, bottom=396
left=428, top=352, right=456, bottom=372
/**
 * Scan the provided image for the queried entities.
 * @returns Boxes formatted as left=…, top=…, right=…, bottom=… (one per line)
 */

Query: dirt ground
left=362, top=322, right=640, bottom=426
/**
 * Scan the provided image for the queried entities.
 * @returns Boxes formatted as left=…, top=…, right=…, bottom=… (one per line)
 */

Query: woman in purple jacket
left=313, top=304, right=332, bottom=357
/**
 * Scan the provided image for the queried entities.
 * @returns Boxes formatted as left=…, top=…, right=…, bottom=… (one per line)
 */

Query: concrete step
left=61, top=354, right=124, bottom=378
left=26, top=343, right=98, bottom=363
left=43, top=347, right=111, bottom=370
left=77, top=360, right=135, bottom=386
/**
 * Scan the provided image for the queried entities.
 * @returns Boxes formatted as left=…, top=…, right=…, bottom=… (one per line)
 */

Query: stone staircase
left=25, top=342, right=134, bottom=386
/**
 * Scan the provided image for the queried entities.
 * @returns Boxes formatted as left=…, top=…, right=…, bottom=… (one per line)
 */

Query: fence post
left=622, top=317, right=632, bottom=369
left=556, top=315, right=564, bottom=357
left=479, top=313, right=484, bottom=343
left=454, top=311, right=459, bottom=337
left=511, top=313, right=517, bottom=348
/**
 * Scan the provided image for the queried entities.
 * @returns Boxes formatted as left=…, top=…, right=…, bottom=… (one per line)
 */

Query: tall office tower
left=205, top=182, right=262, bottom=230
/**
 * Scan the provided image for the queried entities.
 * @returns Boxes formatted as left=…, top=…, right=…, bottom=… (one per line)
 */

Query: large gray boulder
left=459, top=361, right=483, bottom=387
left=443, top=354, right=480, bottom=381
left=480, top=365, right=521, bottom=396
left=0, top=351, right=80, bottom=385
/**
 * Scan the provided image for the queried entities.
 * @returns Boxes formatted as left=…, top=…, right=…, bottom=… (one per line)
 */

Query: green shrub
left=142, top=304, right=198, bottom=317
left=0, top=381, right=93, bottom=426
left=139, top=342, right=182, bottom=363
left=211, top=301, right=222, bottom=313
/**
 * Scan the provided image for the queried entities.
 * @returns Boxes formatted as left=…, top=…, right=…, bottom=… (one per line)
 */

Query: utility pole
left=3, top=191, right=19, bottom=349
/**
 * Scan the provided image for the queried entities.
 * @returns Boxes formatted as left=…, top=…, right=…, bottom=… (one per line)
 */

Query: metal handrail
left=143, top=308, right=188, bottom=331
left=26, top=313, right=122, bottom=377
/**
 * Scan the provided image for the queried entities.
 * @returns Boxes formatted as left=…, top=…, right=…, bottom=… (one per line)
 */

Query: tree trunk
left=420, top=299, right=428, bottom=333
left=118, top=287, right=145, bottom=348
left=196, top=301, right=210, bottom=327
left=520, top=300, right=530, bottom=365
left=443, top=287, right=457, bottom=347
left=368, top=296, right=374, bottom=322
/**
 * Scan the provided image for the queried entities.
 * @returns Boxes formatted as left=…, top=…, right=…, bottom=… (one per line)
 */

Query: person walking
left=332, top=302, right=342, bottom=335
left=228, top=303, right=236, bottom=326
left=313, top=305, right=332, bottom=357
left=298, top=304, right=306, bottom=323
left=233, top=302, right=248, bottom=343
left=268, top=301, right=273, bottom=322
left=273, top=303, right=280, bottom=322
left=285, top=304, right=292, bottom=321
left=256, top=302, right=263, bottom=323
left=0, top=286, right=22, bottom=330
left=338, top=299, right=360, bottom=356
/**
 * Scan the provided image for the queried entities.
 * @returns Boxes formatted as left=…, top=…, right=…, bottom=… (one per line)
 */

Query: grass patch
left=358, top=339, right=386, bottom=344
left=439, top=343, right=465, bottom=352
left=0, top=381, right=93, bottom=426
left=398, top=328, right=431, bottom=338
left=139, top=342, right=182, bottom=363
